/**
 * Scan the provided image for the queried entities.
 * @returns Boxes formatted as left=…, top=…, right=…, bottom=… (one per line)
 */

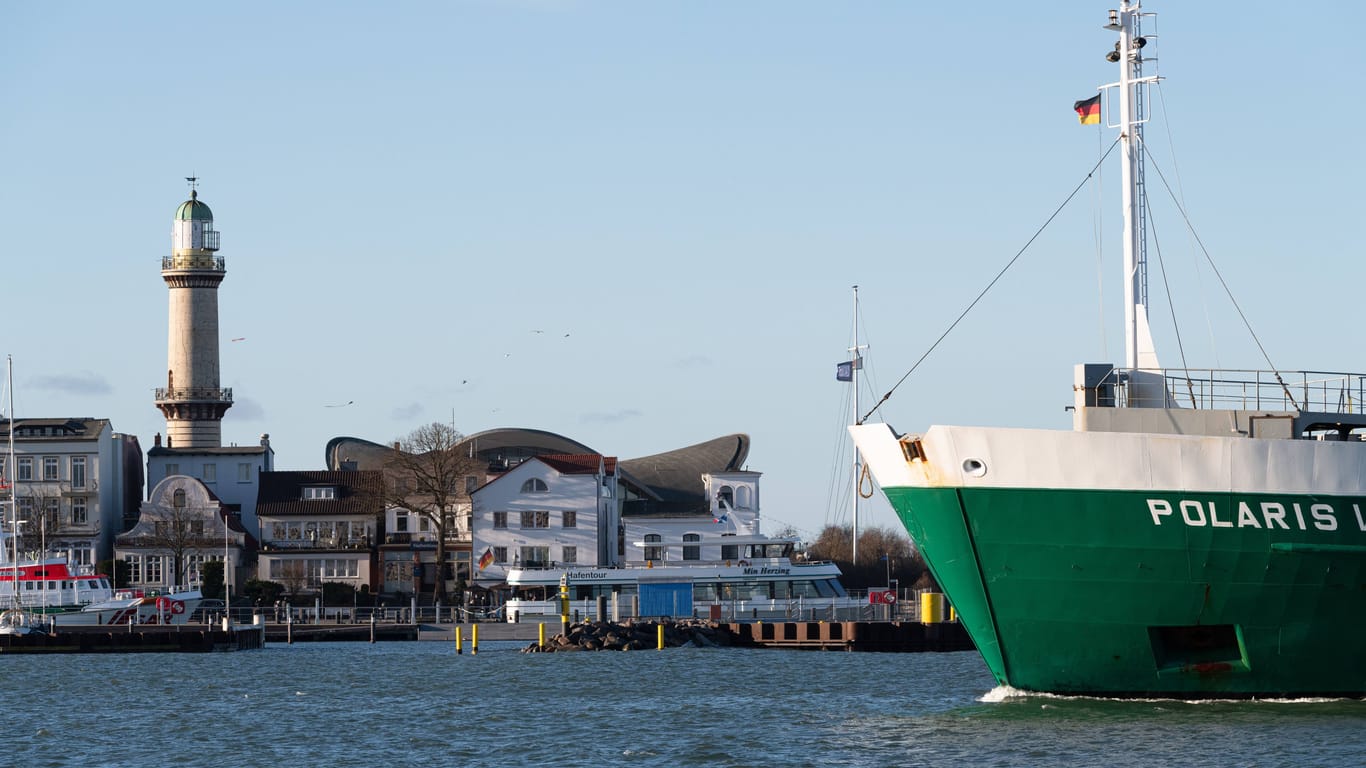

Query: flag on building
left=478, top=547, right=493, bottom=570
left=1074, top=94, right=1101, bottom=125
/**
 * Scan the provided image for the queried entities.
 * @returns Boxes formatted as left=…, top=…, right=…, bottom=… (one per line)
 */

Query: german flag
left=1074, top=94, right=1101, bottom=125
left=478, top=547, right=494, bottom=570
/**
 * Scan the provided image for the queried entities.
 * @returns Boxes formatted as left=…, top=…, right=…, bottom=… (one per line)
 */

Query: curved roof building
left=325, top=428, right=749, bottom=514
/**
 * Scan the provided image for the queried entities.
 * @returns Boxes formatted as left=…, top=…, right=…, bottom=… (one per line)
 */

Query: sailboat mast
left=6, top=356, right=17, bottom=606
left=1113, top=1, right=1149, bottom=370
left=851, top=285, right=860, bottom=566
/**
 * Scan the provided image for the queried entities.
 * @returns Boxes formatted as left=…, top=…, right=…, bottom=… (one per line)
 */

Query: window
left=17, top=457, right=32, bottom=481
left=202, top=463, right=216, bottom=483
left=165, top=463, right=180, bottom=478
left=124, top=554, right=142, bottom=583
left=736, top=486, right=752, bottom=509
left=238, top=463, right=252, bottom=482
left=518, top=546, right=549, bottom=566
left=303, top=487, right=336, bottom=500
left=520, top=478, right=548, bottom=493
left=492, top=511, right=507, bottom=529
left=17, top=497, right=34, bottom=518
left=272, top=521, right=287, bottom=541
left=682, top=533, right=701, bottom=561
left=721, top=535, right=739, bottom=561
left=492, top=546, right=507, bottom=564
left=520, top=510, right=549, bottom=529
left=395, top=514, right=409, bottom=533
left=562, top=510, right=577, bottom=528
left=44, top=498, right=59, bottom=526
left=561, top=546, right=577, bottom=564
left=717, top=485, right=734, bottom=508
left=466, top=476, right=478, bottom=495
left=71, top=498, right=88, bottom=525
left=145, top=556, right=163, bottom=585
left=43, top=456, right=59, bottom=481
left=644, top=533, right=663, bottom=561
left=173, top=488, right=186, bottom=509
left=70, top=456, right=86, bottom=489
left=418, top=516, right=430, bottom=533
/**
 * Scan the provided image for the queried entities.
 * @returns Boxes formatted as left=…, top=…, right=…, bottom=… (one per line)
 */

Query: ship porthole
left=962, top=458, right=987, bottom=477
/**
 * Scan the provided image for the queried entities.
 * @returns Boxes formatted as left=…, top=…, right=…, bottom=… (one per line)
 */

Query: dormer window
left=303, top=487, right=336, bottom=500
left=521, top=478, right=548, bottom=493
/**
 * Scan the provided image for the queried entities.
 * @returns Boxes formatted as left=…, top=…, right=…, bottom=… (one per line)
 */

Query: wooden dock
left=0, top=624, right=265, bottom=654
left=726, top=620, right=974, bottom=652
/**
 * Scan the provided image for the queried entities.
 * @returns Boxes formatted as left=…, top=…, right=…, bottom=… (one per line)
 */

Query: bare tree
left=279, top=561, right=308, bottom=598
left=805, top=523, right=926, bottom=589
left=122, top=502, right=220, bottom=588
left=385, top=422, right=482, bottom=603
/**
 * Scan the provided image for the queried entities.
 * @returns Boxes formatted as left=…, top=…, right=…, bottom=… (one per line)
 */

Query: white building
left=146, top=433, right=274, bottom=536
left=115, top=474, right=249, bottom=593
left=470, top=454, right=619, bottom=589
left=0, top=417, right=140, bottom=567
left=256, top=470, right=381, bottom=596
left=620, top=470, right=764, bottom=564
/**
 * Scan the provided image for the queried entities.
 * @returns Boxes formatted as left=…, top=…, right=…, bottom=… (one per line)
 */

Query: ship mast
left=1107, top=1, right=1155, bottom=370
left=5, top=356, right=17, bottom=608
left=849, top=286, right=866, bottom=566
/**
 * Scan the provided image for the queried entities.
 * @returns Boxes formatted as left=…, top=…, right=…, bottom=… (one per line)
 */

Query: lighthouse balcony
left=162, top=254, right=225, bottom=271
left=154, top=387, right=233, bottom=404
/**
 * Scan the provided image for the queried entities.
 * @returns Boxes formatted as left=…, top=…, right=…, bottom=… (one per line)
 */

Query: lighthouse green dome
left=175, top=190, right=213, bottom=221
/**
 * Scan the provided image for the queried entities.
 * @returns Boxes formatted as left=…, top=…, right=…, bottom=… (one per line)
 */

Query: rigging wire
left=1138, top=141, right=1299, bottom=410
left=861, top=136, right=1122, bottom=423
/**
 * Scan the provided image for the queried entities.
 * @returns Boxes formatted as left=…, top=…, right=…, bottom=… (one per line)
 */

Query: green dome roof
left=175, top=190, right=213, bottom=221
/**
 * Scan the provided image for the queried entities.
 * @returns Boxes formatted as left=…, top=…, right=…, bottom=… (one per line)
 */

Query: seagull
left=231, top=337, right=246, bottom=342
left=325, top=401, right=353, bottom=408
left=531, top=329, right=544, bottom=334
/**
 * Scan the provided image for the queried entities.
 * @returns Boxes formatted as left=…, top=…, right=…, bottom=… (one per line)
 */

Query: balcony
left=154, top=387, right=233, bottom=404
left=162, top=254, right=225, bottom=271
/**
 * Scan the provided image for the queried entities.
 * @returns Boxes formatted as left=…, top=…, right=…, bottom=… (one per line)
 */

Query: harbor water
left=5, top=642, right=1364, bottom=767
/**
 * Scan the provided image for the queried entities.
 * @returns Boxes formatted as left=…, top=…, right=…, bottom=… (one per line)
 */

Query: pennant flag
left=1074, top=94, right=1101, bottom=125
left=477, top=547, right=494, bottom=570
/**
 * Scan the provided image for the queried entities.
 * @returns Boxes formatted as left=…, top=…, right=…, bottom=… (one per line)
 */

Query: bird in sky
left=325, top=401, right=353, bottom=408
left=231, top=337, right=246, bottom=342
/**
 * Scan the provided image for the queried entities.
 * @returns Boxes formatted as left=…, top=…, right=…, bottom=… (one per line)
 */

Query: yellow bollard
left=455, top=625, right=463, bottom=654
left=472, top=623, right=479, bottom=655
left=657, top=623, right=664, bottom=650
left=920, top=592, right=944, bottom=624
left=539, top=622, right=546, bottom=649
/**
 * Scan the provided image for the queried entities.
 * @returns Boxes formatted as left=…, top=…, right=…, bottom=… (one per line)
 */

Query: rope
left=861, top=136, right=1122, bottom=423
left=1138, top=142, right=1300, bottom=411
left=858, top=463, right=875, bottom=500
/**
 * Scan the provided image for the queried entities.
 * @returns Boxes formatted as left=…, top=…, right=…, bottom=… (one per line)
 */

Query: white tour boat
left=504, top=534, right=868, bottom=623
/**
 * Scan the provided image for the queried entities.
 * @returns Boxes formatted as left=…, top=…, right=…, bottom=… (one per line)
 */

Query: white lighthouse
left=154, top=179, right=232, bottom=448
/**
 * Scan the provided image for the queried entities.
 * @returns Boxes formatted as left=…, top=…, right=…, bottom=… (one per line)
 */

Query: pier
left=728, top=620, right=973, bottom=652
left=0, top=623, right=265, bottom=654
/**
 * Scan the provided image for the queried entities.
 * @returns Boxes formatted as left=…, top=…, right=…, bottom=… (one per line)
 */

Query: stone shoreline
left=521, top=618, right=739, bottom=652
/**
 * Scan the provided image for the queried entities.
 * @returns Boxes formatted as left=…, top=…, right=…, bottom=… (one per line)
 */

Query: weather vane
left=186, top=175, right=198, bottom=193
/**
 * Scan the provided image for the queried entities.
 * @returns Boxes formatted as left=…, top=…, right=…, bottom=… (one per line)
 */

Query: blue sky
left=2, top=2, right=1361, bottom=540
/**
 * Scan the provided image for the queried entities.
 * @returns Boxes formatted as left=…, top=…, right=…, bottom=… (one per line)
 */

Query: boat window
left=812, top=579, right=839, bottom=598
left=643, top=534, right=663, bottom=561
left=695, top=583, right=720, bottom=601
left=682, top=533, right=700, bottom=561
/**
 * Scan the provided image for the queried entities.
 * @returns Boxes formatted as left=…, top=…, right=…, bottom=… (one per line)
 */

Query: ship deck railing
left=1115, top=367, right=1366, bottom=414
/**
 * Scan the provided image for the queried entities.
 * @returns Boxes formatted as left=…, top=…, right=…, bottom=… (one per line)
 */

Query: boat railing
left=1115, top=367, right=1366, bottom=413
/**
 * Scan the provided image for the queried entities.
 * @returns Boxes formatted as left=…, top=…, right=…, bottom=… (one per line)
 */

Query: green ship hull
left=886, top=485, right=1366, bottom=698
